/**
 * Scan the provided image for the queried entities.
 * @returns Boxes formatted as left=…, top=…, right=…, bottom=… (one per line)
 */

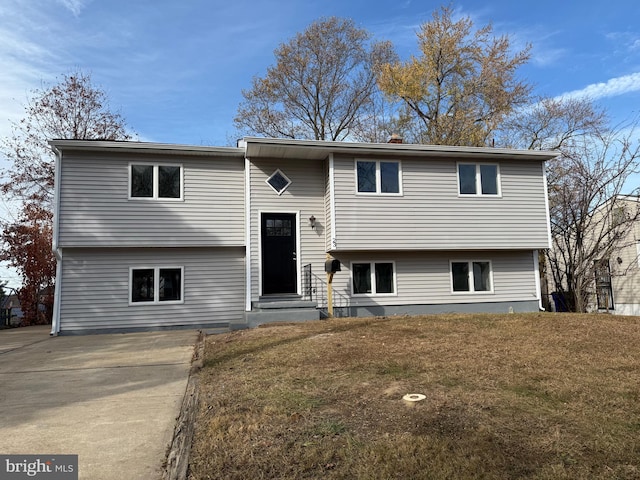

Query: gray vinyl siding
left=59, top=247, right=245, bottom=332
left=325, top=162, right=333, bottom=251
left=332, top=155, right=549, bottom=250
left=327, top=250, right=538, bottom=308
left=249, top=158, right=327, bottom=299
left=58, top=152, right=244, bottom=247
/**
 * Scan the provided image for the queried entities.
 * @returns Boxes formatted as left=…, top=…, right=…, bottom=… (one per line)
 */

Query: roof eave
left=242, top=136, right=559, bottom=161
left=48, top=139, right=245, bottom=157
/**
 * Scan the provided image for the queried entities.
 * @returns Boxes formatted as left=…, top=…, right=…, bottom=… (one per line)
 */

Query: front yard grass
left=189, top=313, right=640, bottom=479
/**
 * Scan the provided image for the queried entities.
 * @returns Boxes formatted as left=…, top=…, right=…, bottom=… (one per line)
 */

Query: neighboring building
left=545, top=195, right=640, bottom=315
left=49, top=137, right=557, bottom=334
left=1, top=293, right=24, bottom=326
left=588, top=196, right=640, bottom=315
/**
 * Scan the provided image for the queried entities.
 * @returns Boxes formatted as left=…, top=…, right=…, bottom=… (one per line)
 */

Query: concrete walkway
left=0, top=326, right=199, bottom=479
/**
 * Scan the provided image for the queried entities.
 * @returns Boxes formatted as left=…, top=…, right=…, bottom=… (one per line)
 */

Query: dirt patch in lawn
left=189, top=313, right=640, bottom=479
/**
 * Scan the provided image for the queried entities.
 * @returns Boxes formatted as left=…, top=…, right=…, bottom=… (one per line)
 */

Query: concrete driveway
left=0, top=326, right=199, bottom=479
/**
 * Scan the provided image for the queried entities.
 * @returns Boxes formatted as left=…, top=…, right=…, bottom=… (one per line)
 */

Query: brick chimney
left=387, top=133, right=403, bottom=144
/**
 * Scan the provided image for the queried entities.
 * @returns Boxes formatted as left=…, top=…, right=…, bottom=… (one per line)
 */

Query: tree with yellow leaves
left=378, top=6, right=531, bottom=146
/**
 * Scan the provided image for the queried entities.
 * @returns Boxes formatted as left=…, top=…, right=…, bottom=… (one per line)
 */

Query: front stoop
left=244, top=296, right=320, bottom=328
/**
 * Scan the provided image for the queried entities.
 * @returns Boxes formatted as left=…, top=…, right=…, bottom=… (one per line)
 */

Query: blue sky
left=1, top=0, right=640, bottom=287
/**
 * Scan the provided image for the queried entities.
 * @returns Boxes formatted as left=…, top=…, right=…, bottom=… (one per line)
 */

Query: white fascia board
left=242, top=136, right=560, bottom=161
left=48, top=139, right=245, bottom=157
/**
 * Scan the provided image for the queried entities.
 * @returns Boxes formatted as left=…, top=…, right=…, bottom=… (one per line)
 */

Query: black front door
left=261, top=213, right=297, bottom=295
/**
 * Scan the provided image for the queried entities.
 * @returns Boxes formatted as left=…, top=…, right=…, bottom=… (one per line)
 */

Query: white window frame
left=449, top=260, right=494, bottom=294
left=129, top=266, right=185, bottom=305
left=128, top=163, right=184, bottom=201
left=355, top=160, right=403, bottom=196
left=265, top=169, right=292, bottom=196
left=456, top=162, right=501, bottom=197
left=350, top=260, right=397, bottom=297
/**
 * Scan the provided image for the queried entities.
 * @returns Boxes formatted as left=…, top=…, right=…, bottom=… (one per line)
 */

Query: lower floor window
left=131, top=267, right=183, bottom=304
left=352, top=261, right=395, bottom=295
left=451, top=261, right=492, bottom=292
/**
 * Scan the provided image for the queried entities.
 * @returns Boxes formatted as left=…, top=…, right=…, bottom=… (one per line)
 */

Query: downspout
left=244, top=155, right=252, bottom=313
left=533, top=250, right=544, bottom=311
left=539, top=159, right=552, bottom=312
left=50, top=143, right=63, bottom=335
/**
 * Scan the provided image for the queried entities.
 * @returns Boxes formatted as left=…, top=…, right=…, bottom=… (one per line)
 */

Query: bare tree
left=377, top=5, right=531, bottom=146
left=1, top=70, right=133, bottom=324
left=545, top=124, right=640, bottom=312
left=497, top=96, right=637, bottom=312
left=498, top=96, right=608, bottom=151
left=234, top=17, right=396, bottom=141
left=1, top=71, right=133, bottom=206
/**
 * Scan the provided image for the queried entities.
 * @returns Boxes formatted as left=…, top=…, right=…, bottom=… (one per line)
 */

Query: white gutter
left=50, top=145, right=63, bottom=335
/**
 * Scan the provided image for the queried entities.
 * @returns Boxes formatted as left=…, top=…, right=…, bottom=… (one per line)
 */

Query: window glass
left=458, top=164, right=477, bottom=194
left=375, top=262, right=394, bottom=293
left=451, top=262, right=470, bottom=291
left=132, top=269, right=154, bottom=302
left=266, top=170, right=291, bottom=195
left=353, top=263, right=372, bottom=294
left=473, top=262, right=491, bottom=291
left=131, top=165, right=153, bottom=197
left=159, top=268, right=182, bottom=301
left=158, top=166, right=181, bottom=198
left=480, top=165, right=498, bottom=195
left=357, top=161, right=376, bottom=193
left=380, top=162, right=399, bottom=193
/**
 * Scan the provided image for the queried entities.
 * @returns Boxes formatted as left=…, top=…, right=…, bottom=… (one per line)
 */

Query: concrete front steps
left=241, top=295, right=320, bottom=328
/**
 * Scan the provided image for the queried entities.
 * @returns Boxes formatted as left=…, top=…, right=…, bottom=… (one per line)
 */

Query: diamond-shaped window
left=266, top=169, right=292, bottom=195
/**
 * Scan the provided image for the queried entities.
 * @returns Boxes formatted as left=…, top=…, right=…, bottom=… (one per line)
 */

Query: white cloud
left=57, top=0, right=91, bottom=16
left=557, top=72, right=640, bottom=101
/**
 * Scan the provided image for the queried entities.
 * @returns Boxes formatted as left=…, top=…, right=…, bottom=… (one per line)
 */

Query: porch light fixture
left=309, top=215, right=316, bottom=229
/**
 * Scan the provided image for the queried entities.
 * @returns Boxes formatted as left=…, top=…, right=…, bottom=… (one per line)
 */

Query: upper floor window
left=130, top=164, right=183, bottom=200
left=458, top=163, right=500, bottom=196
left=266, top=169, right=292, bottom=195
left=356, top=160, right=401, bottom=194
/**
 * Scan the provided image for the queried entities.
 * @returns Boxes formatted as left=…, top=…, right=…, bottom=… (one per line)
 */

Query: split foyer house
left=49, top=137, right=557, bottom=334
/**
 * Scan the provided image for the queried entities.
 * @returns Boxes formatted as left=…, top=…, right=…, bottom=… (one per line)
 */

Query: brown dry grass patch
left=189, top=313, right=640, bottom=479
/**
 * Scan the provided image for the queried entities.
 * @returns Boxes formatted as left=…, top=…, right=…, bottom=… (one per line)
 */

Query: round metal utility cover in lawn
left=402, top=393, right=426, bottom=403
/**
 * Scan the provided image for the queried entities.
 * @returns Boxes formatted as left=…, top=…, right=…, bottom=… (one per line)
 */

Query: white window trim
left=449, top=260, right=494, bottom=294
left=456, top=162, right=501, bottom=197
left=265, top=168, right=292, bottom=196
left=129, top=266, right=185, bottom=305
left=350, top=260, right=397, bottom=297
left=355, top=160, right=403, bottom=196
left=128, top=162, right=184, bottom=201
